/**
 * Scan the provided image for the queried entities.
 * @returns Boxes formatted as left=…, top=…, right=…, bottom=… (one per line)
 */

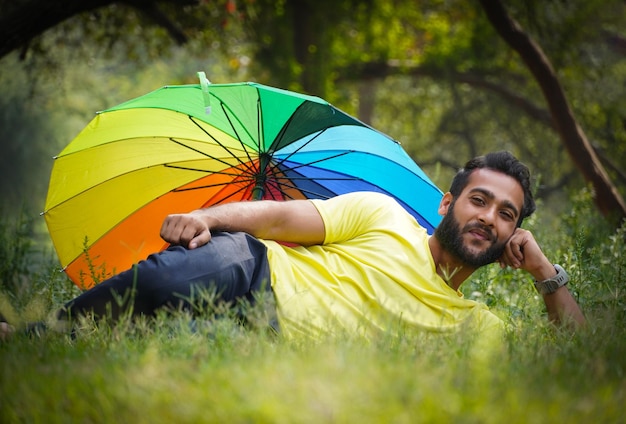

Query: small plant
left=0, top=212, right=33, bottom=296
left=0, top=210, right=80, bottom=327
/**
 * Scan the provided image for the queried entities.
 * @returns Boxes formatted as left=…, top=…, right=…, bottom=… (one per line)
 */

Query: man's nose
left=477, top=207, right=496, bottom=226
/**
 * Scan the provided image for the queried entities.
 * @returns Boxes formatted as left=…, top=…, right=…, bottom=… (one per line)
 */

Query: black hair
left=448, top=151, right=536, bottom=226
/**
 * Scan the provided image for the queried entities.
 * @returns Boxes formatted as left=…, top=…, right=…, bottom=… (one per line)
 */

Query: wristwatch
left=534, top=264, right=569, bottom=295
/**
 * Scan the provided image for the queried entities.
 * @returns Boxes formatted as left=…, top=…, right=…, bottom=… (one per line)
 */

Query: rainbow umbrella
left=44, top=74, right=443, bottom=289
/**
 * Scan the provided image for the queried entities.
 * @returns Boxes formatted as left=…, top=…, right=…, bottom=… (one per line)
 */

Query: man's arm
left=500, top=228, right=586, bottom=327
left=160, top=199, right=326, bottom=249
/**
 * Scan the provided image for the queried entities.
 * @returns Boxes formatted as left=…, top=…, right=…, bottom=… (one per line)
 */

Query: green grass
left=1, top=194, right=625, bottom=423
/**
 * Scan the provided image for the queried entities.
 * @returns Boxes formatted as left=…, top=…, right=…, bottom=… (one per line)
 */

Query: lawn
left=1, top=194, right=625, bottom=423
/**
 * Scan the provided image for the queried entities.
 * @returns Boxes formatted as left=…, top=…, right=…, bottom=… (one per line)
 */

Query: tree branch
left=122, top=0, right=191, bottom=45
left=338, top=60, right=555, bottom=129
left=478, top=0, right=626, bottom=224
left=451, top=73, right=554, bottom=129
left=602, top=30, right=626, bottom=57
left=0, top=0, right=195, bottom=60
left=0, top=0, right=113, bottom=59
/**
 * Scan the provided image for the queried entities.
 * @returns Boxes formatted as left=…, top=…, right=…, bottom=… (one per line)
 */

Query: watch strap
left=534, top=264, right=569, bottom=295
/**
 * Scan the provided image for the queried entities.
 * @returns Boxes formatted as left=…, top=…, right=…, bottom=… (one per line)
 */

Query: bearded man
left=0, top=151, right=584, bottom=340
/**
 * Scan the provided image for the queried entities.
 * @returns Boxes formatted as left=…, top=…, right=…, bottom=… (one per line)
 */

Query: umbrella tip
left=197, top=71, right=211, bottom=115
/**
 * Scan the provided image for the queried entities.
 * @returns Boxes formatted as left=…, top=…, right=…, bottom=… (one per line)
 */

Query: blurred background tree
left=0, top=0, right=624, bottom=233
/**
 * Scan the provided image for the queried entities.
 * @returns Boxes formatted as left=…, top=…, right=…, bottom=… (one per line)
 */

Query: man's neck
left=427, top=236, right=476, bottom=291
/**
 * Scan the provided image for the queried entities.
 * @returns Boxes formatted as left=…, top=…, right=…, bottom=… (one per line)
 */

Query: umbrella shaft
left=252, top=179, right=266, bottom=200
left=252, top=154, right=271, bottom=200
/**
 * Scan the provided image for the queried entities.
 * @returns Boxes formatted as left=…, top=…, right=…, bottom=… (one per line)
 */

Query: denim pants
left=59, top=232, right=272, bottom=321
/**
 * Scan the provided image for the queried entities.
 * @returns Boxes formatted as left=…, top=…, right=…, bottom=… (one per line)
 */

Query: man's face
left=434, top=169, right=524, bottom=268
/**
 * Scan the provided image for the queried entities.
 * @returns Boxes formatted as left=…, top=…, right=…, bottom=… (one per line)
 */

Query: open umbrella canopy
left=44, top=76, right=443, bottom=289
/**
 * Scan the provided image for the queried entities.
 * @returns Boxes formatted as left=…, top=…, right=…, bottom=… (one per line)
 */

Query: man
left=0, top=151, right=585, bottom=340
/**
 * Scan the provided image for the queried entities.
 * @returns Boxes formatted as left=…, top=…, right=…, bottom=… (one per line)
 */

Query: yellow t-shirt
left=262, top=191, right=503, bottom=340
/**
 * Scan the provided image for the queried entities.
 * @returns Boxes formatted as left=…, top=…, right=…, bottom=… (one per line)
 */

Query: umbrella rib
left=256, top=94, right=264, bottom=155
left=164, top=164, right=251, bottom=178
left=271, top=127, right=328, bottom=168
left=168, top=136, right=249, bottom=171
left=172, top=176, right=254, bottom=192
left=206, top=92, right=259, bottom=159
left=214, top=102, right=258, bottom=166
left=172, top=181, right=234, bottom=192
left=271, top=178, right=338, bottom=200
left=176, top=179, right=255, bottom=205
left=260, top=151, right=358, bottom=200
left=271, top=150, right=354, bottom=174
left=273, top=176, right=360, bottom=181
left=186, top=115, right=254, bottom=168
left=210, top=182, right=255, bottom=204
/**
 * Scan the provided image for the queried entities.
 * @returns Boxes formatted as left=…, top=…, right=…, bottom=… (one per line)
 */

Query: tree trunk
left=0, top=0, right=190, bottom=60
left=290, top=0, right=331, bottom=97
left=358, top=79, right=377, bottom=125
left=479, top=0, right=626, bottom=225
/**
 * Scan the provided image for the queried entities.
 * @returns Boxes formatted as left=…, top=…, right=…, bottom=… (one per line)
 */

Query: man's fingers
left=499, top=248, right=517, bottom=269
left=0, top=322, right=14, bottom=342
left=160, top=215, right=179, bottom=243
left=189, top=229, right=212, bottom=249
left=512, top=240, right=525, bottom=262
left=161, top=215, right=210, bottom=248
left=503, top=230, right=527, bottom=269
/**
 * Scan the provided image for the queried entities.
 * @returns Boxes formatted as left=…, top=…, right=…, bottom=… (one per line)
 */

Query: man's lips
left=465, top=225, right=494, bottom=242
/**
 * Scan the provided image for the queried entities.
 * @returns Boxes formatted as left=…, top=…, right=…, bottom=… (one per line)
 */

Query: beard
left=434, top=201, right=507, bottom=268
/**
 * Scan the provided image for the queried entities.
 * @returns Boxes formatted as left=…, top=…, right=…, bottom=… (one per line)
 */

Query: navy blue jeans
left=59, top=232, right=272, bottom=321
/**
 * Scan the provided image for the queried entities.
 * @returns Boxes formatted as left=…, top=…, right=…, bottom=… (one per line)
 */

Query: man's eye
left=471, top=197, right=485, bottom=205
left=500, top=211, right=514, bottom=221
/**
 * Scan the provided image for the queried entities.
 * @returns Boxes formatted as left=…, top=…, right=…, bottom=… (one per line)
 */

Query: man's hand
left=499, top=228, right=554, bottom=280
left=160, top=212, right=212, bottom=249
left=0, top=322, right=14, bottom=342
left=499, top=228, right=586, bottom=327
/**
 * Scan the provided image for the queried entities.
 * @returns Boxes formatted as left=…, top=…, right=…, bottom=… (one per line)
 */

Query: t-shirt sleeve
left=311, top=191, right=405, bottom=244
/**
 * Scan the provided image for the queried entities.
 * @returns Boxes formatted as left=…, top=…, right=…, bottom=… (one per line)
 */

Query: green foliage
left=1, top=0, right=625, bottom=221
left=0, top=213, right=32, bottom=295
left=0, top=63, right=58, bottom=215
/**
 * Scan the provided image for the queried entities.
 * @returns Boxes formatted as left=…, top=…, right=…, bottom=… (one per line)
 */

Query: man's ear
left=438, top=192, right=454, bottom=216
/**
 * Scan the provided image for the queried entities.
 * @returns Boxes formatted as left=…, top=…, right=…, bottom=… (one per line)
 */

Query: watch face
left=544, top=280, right=560, bottom=293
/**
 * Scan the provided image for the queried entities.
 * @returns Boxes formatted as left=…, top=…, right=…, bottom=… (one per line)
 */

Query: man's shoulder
left=317, top=191, right=404, bottom=219
left=333, top=191, right=399, bottom=206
